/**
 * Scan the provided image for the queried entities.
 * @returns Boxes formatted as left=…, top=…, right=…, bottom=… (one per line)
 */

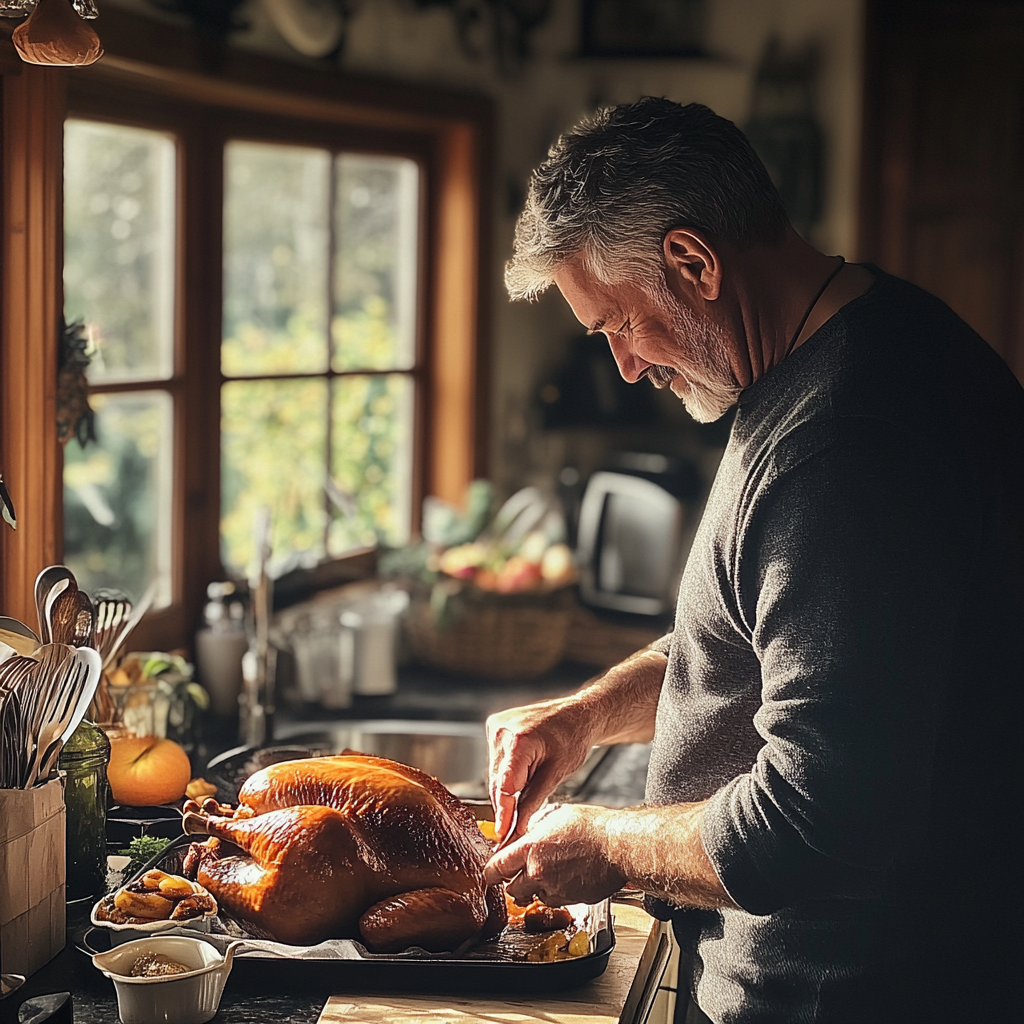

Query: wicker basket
left=403, top=584, right=573, bottom=678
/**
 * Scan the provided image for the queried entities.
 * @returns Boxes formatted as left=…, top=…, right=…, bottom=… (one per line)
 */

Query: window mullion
left=324, top=151, right=338, bottom=556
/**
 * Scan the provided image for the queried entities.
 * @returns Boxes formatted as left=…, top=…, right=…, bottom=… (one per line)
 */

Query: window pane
left=63, top=391, right=173, bottom=607
left=329, top=374, right=414, bottom=554
left=221, top=378, right=328, bottom=572
left=64, top=120, right=176, bottom=383
left=333, top=155, right=419, bottom=372
left=223, top=142, right=330, bottom=377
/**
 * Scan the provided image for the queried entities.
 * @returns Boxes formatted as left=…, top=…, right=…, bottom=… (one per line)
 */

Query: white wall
left=106, top=0, right=864, bottom=499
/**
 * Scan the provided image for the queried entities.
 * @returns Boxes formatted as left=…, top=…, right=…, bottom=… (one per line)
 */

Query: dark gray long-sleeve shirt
left=645, top=271, right=1024, bottom=1023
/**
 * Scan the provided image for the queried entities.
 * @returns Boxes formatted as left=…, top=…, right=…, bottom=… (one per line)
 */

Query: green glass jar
left=58, top=720, right=111, bottom=902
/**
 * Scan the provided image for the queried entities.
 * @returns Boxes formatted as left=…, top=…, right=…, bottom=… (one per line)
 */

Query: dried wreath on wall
left=56, top=317, right=96, bottom=448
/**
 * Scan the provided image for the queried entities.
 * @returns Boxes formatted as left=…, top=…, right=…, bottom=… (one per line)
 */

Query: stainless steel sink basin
left=276, top=719, right=489, bottom=798
left=207, top=718, right=608, bottom=804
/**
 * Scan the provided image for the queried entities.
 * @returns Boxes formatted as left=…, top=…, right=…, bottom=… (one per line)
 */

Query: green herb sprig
left=119, top=835, right=172, bottom=876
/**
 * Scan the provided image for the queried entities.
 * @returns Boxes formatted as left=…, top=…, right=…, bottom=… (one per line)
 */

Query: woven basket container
left=403, top=585, right=572, bottom=678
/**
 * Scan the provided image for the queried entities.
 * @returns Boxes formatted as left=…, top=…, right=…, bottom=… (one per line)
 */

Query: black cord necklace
left=786, top=255, right=846, bottom=356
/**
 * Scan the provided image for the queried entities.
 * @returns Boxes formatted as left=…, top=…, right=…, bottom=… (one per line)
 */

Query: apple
left=107, top=735, right=191, bottom=807
left=439, top=542, right=488, bottom=579
left=541, top=543, right=575, bottom=585
left=494, top=555, right=543, bottom=594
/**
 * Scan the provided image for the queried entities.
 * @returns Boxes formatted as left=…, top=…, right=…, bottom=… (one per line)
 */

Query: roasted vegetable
left=114, top=889, right=175, bottom=919
left=523, top=903, right=574, bottom=933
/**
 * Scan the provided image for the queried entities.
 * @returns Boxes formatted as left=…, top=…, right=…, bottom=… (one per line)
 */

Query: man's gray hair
left=506, top=99, right=788, bottom=300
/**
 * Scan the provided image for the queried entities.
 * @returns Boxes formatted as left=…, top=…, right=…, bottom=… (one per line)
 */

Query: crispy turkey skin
left=182, top=754, right=506, bottom=950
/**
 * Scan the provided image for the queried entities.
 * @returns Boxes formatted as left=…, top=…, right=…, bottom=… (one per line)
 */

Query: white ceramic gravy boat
left=93, top=934, right=242, bottom=1024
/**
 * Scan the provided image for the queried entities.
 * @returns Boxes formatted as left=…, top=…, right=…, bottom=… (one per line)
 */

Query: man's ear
left=663, top=228, right=721, bottom=301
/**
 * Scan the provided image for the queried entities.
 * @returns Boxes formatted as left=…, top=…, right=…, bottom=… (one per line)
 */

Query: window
left=0, top=40, right=491, bottom=647
left=62, top=115, right=428, bottom=622
left=63, top=120, right=176, bottom=607
left=220, top=144, right=420, bottom=573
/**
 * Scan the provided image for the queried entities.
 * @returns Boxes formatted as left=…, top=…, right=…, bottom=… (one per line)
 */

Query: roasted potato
left=114, top=889, right=176, bottom=920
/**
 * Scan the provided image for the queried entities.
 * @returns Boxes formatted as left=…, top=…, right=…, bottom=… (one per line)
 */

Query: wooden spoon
left=34, top=566, right=75, bottom=644
left=49, top=586, right=93, bottom=647
left=12, top=0, right=103, bottom=67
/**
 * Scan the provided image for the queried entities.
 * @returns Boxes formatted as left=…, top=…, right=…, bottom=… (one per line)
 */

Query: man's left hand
left=483, top=803, right=628, bottom=907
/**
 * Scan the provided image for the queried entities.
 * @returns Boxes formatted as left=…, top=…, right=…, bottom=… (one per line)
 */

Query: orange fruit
left=107, top=735, right=191, bottom=807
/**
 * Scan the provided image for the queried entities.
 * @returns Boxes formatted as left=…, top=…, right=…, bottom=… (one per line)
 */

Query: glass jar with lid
left=58, top=720, right=110, bottom=902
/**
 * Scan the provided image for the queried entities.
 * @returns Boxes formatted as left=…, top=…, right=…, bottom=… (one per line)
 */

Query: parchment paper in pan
left=193, top=899, right=611, bottom=963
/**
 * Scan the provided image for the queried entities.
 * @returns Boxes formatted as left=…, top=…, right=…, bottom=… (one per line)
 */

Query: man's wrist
left=601, top=802, right=739, bottom=912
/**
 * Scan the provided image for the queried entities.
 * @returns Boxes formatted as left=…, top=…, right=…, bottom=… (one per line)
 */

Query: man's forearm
left=603, top=801, right=739, bottom=911
left=567, top=646, right=667, bottom=746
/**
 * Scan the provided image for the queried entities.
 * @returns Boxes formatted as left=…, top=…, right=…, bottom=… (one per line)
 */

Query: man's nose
left=606, top=335, right=649, bottom=384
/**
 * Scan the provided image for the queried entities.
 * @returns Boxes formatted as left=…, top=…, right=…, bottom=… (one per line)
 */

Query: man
left=483, top=99, right=1023, bottom=1023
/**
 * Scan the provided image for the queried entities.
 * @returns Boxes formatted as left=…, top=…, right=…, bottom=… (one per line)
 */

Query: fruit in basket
left=438, top=542, right=489, bottom=579
left=179, top=754, right=507, bottom=951
left=541, top=543, right=574, bottom=585
left=491, top=555, right=543, bottom=594
left=438, top=535, right=575, bottom=594
left=107, top=735, right=192, bottom=807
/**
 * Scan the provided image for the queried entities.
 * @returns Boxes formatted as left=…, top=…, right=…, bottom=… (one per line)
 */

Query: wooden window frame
left=1, top=8, right=493, bottom=650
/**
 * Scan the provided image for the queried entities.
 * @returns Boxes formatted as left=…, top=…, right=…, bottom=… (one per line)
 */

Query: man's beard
left=642, top=281, right=741, bottom=423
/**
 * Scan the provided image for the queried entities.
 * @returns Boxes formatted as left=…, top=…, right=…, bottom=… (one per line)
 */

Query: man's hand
left=486, top=646, right=670, bottom=842
left=483, top=804, right=627, bottom=907
left=486, top=800, right=741, bottom=913
left=486, top=697, right=598, bottom=843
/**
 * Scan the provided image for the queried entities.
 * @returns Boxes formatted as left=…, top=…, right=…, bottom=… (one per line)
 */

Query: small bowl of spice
left=92, top=934, right=241, bottom=1024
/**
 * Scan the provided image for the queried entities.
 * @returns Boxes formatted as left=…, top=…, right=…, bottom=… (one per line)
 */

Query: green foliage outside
left=62, top=392, right=171, bottom=606
left=221, top=377, right=328, bottom=574
left=64, top=129, right=420, bottom=583
left=219, top=149, right=417, bottom=574
left=63, top=119, right=175, bottom=382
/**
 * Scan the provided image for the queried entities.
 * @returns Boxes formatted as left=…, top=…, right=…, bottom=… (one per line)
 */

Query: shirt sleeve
left=699, top=415, right=974, bottom=914
left=650, top=633, right=674, bottom=657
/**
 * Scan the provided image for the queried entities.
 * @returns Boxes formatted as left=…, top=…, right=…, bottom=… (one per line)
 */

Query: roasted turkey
left=181, top=754, right=506, bottom=952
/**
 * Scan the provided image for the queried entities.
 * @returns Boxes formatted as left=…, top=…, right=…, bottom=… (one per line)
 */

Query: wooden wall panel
left=0, top=65, right=65, bottom=627
left=860, top=1, right=1024, bottom=384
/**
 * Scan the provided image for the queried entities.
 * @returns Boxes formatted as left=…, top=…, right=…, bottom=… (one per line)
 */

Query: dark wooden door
left=860, top=0, right=1024, bottom=383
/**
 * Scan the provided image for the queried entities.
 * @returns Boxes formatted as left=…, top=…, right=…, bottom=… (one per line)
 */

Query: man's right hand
left=486, top=644, right=671, bottom=842
left=486, top=695, right=596, bottom=843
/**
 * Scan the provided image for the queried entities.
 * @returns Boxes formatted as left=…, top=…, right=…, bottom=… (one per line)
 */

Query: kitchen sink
left=206, top=718, right=608, bottom=804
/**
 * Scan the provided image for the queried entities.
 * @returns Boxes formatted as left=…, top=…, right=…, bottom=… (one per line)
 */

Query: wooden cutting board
left=317, top=903, right=663, bottom=1024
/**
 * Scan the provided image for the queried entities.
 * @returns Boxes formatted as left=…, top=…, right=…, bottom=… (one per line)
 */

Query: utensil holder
left=0, top=776, right=66, bottom=980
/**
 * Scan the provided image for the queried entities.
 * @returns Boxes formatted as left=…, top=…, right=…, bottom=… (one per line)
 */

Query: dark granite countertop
left=0, top=936, right=326, bottom=1023
left=1, top=663, right=650, bottom=1024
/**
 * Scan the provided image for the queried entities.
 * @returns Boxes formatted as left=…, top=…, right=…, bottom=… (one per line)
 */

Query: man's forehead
left=552, top=263, right=621, bottom=330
